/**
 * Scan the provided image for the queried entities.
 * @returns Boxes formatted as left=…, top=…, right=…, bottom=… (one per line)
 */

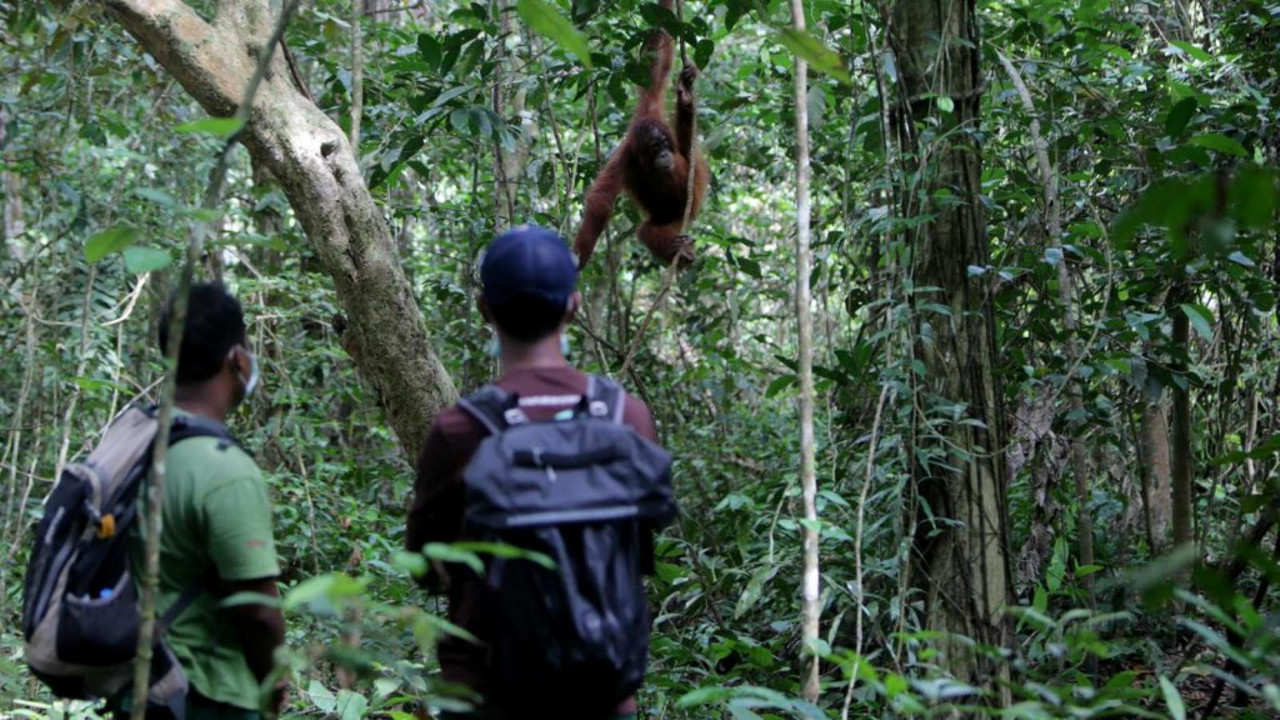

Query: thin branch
left=350, top=0, right=364, bottom=150
left=129, top=2, right=301, bottom=716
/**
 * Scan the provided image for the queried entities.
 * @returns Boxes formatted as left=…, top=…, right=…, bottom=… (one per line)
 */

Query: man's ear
left=565, top=292, right=582, bottom=322
left=228, top=344, right=250, bottom=378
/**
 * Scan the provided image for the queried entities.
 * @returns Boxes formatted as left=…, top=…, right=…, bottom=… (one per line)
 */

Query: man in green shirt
left=110, top=283, right=286, bottom=720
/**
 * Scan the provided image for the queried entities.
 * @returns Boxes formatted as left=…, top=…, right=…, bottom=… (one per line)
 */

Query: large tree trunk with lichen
left=885, top=0, right=1013, bottom=686
left=104, top=0, right=455, bottom=461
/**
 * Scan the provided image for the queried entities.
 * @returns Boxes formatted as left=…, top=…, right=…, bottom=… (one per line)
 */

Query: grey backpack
left=22, top=405, right=233, bottom=718
left=458, top=375, right=677, bottom=717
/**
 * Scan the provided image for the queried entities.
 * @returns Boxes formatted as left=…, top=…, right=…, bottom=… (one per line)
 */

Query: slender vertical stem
left=130, top=5, right=300, bottom=716
left=350, top=0, right=364, bottom=150
left=995, top=49, right=1094, bottom=592
left=789, top=0, right=820, bottom=704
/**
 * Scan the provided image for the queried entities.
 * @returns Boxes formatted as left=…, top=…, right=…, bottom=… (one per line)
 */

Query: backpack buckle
left=97, top=514, right=116, bottom=539
left=503, top=407, right=528, bottom=425
left=588, top=400, right=609, bottom=418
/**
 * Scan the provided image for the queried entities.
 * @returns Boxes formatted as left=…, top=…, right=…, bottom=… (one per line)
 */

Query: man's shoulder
left=168, top=434, right=262, bottom=483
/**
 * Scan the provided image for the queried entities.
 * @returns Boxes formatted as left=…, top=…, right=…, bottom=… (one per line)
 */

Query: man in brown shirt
left=406, top=225, right=659, bottom=720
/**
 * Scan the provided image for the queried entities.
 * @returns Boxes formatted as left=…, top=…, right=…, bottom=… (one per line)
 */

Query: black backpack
left=22, top=404, right=235, bottom=717
left=458, top=375, right=677, bottom=717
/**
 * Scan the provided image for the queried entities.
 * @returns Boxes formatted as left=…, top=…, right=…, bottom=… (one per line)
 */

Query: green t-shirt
left=134, top=413, right=281, bottom=711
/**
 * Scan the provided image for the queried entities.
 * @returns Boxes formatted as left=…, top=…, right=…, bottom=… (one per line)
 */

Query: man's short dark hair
left=488, top=296, right=566, bottom=343
left=158, top=282, right=247, bottom=385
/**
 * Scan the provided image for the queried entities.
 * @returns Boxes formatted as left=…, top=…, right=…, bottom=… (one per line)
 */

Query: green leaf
left=734, top=564, right=779, bottom=619
left=283, top=573, right=365, bottom=612
left=453, top=541, right=556, bottom=569
left=133, top=187, right=178, bottom=208
left=765, top=374, right=797, bottom=397
left=85, top=226, right=139, bottom=263
left=1170, top=40, right=1212, bottom=63
left=1227, top=251, right=1255, bottom=268
left=308, top=680, right=337, bottom=713
left=1179, top=304, right=1214, bottom=341
left=336, top=690, right=368, bottom=720
left=174, top=116, right=243, bottom=138
left=517, top=0, right=593, bottom=70
left=1164, top=97, right=1196, bottom=137
left=122, top=246, right=172, bottom=274
left=937, top=96, right=954, bottom=113
left=1159, top=676, right=1187, bottom=720
left=1188, top=133, right=1247, bottom=157
left=423, top=542, right=484, bottom=574
left=773, top=29, right=852, bottom=85
left=392, top=550, right=427, bottom=577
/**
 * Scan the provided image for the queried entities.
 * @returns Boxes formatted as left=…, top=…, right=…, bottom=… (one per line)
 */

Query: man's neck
left=174, top=386, right=231, bottom=424
left=498, top=335, right=569, bottom=374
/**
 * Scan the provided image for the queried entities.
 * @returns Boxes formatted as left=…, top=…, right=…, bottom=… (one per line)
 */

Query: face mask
left=560, top=333, right=571, bottom=358
left=236, top=348, right=260, bottom=397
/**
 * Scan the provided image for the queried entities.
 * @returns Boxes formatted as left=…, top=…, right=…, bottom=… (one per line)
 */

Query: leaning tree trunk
left=885, top=0, right=1014, bottom=685
left=104, top=0, right=456, bottom=461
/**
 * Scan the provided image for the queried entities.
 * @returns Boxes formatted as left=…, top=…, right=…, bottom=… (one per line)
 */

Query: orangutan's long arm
left=573, top=151, right=626, bottom=269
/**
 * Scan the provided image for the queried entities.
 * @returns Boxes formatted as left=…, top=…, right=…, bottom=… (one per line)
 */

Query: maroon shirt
left=405, top=365, right=658, bottom=712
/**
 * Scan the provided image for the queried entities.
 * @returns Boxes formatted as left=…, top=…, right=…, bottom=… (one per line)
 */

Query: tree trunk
left=104, top=0, right=456, bottom=462
left=1171, top=305, right=1193, bottom=550
left=886, top=0, right=1014, bottom=685
left=1140, top=397, right=1174, bottom=545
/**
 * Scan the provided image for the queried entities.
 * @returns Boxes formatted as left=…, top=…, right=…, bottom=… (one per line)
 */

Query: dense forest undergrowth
left=2, top=0, right=1280, bottom=718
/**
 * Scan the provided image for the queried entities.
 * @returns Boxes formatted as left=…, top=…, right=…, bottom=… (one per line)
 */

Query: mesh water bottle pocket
left=57, top=571, right=140, bottom=665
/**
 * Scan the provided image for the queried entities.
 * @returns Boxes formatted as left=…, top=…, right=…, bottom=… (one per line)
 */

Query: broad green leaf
left=174, top=116, right=243, bottom=138
left=1179, top=304, right=1214, bottom=341
left=423, top=542, right=484, bottom=574
left=85, top=226, right=139, bottom=263
left=133, top=187, right=178, bottom=208
left=454, top=541, right=555, bottom=569
left=937, top=95, right=954, bottom=113
left=765, top=374, right=797, bottom=397
left=283, top=572, right=365, bottom=611
left=1170, top=40, right=1212, bottom=63
left=336, top=690, right=368, bottom=720
left=1188, top=133, right=1247, bottom=157
left=1159, top=676, right=1186, bottom=720
left=308, top=680, right=337, bottom=713
left=1164, top=97, right=1196, bottom=137
left=122, top=246, right=172, bottom=274
left=517, top=0, right=593, bottom=70
left=774, top=29, right=852, bottom=85
left=392, top=550, right=427, bottom=577
left=1227, top=251, right=1255, bottom=268
left=734, top=564, right=779, bottom=619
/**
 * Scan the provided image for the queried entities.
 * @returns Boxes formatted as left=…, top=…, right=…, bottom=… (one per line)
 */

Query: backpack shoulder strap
left=156, top=581, right=204, bottom=638
left=585, top=375, right=627, bottom=425
left=458, top=385, right=521, bottom=436
left=169, top=413, right=237, bottom=450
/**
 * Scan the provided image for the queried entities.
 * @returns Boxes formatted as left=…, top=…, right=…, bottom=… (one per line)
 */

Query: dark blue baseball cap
left=480, top=224, right=578, bottom=308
